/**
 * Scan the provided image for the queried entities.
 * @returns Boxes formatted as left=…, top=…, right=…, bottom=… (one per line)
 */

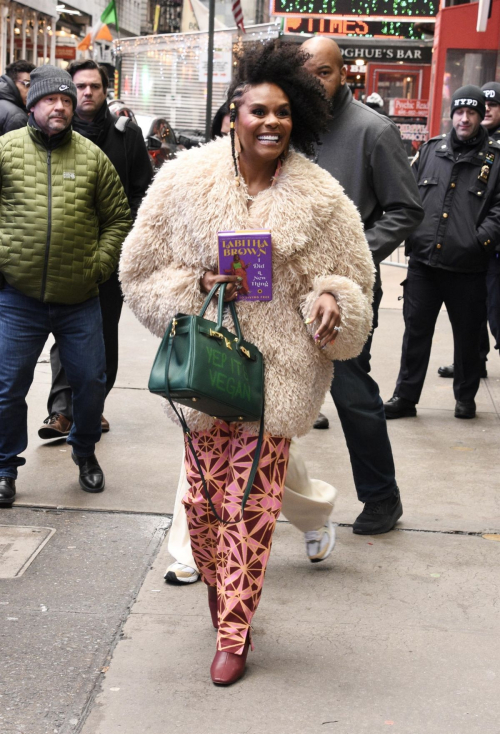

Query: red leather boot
left=210, top=637, right=250, bottom=686
left=207, top=585, right=218, bottom=629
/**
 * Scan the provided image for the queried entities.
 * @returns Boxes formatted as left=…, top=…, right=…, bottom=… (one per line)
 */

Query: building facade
left=0, top=0, right=143, bottom=72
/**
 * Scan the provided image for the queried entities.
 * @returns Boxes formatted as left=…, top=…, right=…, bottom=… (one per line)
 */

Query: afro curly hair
left=226, top=40, right=331, bottom=160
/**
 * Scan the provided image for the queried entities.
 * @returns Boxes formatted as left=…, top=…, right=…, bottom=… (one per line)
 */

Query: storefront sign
left=395, top=122, right=429, bottom=142
left=390, top=98, right=429, bottom=116
left=56, top=45, right=77, bottom=60
left=272, top=0, right=437, bottom=20
left=199, top=48, right=232, bottom=83
left=283, top=17, right=426, bottom=39
left=339, top=44, right=432, bottom=63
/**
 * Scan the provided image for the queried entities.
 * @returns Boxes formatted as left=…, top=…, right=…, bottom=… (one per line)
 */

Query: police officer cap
left=450, top=85, right=485, bottom=120
left=482, top=82, right=500, bottom=105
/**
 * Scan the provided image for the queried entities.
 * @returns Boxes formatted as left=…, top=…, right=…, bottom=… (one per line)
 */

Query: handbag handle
left=162, top=316, right=264, bottom=525
left=199, top=282, right=243, bottom=348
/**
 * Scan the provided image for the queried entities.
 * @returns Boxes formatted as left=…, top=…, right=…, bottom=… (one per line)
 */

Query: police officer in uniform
left=438, top=81, right=500, bottom=380
left=385, top=85, right=500, bottom=420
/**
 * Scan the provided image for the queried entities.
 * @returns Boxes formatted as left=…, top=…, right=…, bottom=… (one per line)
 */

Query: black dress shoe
left=313, top=412, right=330, bottom=430
left=0, top=476, right=16, bottom=507
left=353, top=490, right=403, bottom=535
left=455, top=400, right=476, bottom=419
left=71, top=452, right=105, bottom=492
left=384, top=395, right=417, bottom=419
left=438, top=363, right=454, bottom=378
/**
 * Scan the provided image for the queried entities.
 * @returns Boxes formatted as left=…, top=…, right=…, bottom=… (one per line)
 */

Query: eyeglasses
left=19, top=81, right=31, bottom=88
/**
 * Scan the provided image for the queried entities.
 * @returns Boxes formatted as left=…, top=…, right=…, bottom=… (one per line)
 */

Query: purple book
left=218, top=230, right=273, bottom=302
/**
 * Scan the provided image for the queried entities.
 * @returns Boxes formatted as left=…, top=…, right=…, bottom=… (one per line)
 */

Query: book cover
left=217, top=230, right=272, bottom=302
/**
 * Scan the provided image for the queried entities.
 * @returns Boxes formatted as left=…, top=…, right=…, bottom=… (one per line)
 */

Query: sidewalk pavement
left=1, top=264, right=499, bottom=734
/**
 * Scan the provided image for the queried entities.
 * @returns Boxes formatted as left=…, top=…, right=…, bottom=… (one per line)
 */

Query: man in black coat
left=0, top=60, right=35, bottom=135
left=385, top=85, right=500, bottom=421
left=438, top=81, right=500, bottom=381
left=39, top=60, right=153, bottom=440
left=301, top=36, right=424, bottom=538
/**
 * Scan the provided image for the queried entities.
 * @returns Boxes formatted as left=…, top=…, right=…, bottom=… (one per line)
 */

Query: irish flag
left=77, top=0, right=118, bottom=50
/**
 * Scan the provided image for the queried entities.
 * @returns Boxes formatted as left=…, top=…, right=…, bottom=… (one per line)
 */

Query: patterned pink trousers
left=182, top=422, right=290, bottom=655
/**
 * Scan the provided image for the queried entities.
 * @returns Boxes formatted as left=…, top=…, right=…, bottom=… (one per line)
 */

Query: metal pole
left=42, top=17, right=47, bottom=63
left=0, top=4, right=8, bottom=74
left=21, top=6, right=26, bottom=58
left=32, top=11, right=38, bottom=65
left=204, top=0, right=215, bottom=142
left=9, top=5, right=15, bottom=65
left=49, top=13, right=57, bottom=64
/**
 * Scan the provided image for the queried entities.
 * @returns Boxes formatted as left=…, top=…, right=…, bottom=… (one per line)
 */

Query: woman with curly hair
left=120, top=41, right=374, bottom=686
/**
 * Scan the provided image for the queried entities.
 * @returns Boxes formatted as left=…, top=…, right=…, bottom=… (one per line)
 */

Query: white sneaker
left=164, top=562, right=200, bottom=585
left=304, top=520, right=336, bottom=563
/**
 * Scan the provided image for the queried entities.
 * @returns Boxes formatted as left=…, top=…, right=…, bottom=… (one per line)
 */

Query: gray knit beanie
left=27, top=65, right=77, bottom=110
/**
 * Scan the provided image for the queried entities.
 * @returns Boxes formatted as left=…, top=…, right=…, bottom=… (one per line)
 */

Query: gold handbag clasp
left=209, top=329, right=223, bottom=340
left=171, top=318, right=177, bottom=337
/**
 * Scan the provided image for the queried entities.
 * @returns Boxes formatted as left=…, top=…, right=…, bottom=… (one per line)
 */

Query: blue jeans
left=0, top=284, right=106, bottom=478
left=330, top=287, right=398, bottom=504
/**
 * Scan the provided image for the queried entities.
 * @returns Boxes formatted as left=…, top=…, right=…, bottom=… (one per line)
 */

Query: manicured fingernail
left=314, top=334, right=320, bottom=340
left=304, top=318, right=312, bottom=324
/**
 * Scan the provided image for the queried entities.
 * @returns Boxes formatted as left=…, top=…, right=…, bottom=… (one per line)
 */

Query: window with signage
left=440, top=49, right=497, bottom=133
left=377, top=72, right=418, bottom=110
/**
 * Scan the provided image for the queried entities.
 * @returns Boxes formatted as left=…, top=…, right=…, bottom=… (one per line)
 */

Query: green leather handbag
left=149, top=282, right=265, bottom=524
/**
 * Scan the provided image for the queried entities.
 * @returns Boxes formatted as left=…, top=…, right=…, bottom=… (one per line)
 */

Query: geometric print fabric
left=182, top=422, right=290, bottom=655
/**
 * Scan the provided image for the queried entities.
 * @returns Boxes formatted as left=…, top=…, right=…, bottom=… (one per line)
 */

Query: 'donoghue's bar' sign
left=273, top=0, right=437, bottom=21
left=338, top=43, right=432, bottom=63
left=283, top=17, right=428, bottom=39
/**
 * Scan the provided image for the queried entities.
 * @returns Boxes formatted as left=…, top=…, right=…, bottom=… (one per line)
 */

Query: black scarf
left=450, top=125, right=487, bottom=159
left=71, top=102, right=111, bottom=146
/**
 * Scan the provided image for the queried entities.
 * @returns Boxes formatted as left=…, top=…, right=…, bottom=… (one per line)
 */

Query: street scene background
left=2, top=264, right=499, bottom=734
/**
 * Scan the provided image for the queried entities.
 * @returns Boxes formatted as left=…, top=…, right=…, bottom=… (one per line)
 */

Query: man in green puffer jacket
left=0, top=65, right=132, bottom=507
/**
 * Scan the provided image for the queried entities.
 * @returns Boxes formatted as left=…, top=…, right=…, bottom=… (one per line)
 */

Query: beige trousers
left=168, top=438, right=337, bottom=570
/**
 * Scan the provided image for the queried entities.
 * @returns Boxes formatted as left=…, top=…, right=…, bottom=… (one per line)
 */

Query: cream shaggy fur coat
left=120, top=136, right=375, bottom=439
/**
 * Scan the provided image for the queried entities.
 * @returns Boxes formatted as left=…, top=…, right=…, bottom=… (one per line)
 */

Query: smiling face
left=452, top=107, right=482, bottom=141
left=31, top=94, right=73, bottom=136
left=235, top=83, right=292, bottom=165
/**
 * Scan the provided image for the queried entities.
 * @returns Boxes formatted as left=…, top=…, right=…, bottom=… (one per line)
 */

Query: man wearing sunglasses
left=0, top=60, right=35, bottom=135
